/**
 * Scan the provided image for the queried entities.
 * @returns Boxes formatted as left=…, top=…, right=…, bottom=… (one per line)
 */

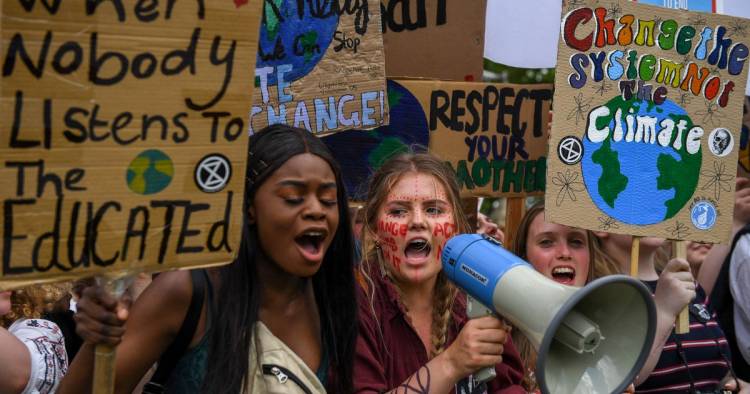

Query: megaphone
left=442, top=234, right=656, bottom=394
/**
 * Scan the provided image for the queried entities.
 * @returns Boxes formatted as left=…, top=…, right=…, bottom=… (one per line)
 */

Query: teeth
left=552, top=267, right=575, bottom=275
left=304, top=231, right=324, bottom=237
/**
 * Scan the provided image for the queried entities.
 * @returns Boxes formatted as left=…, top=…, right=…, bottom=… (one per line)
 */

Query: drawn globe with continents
left=126, top=149, right=174, bottom=195
left=323, top=80, right=429, bottom=201
left=257, top=0, right=339, bottom=84
left=581, top=97, right=701, bottom=225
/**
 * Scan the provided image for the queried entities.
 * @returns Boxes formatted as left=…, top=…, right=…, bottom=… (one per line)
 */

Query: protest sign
left=381, top=0, right=486, bottom=81
left=323, top=80, right=551, bottom=200
left=635, top=0, right=717, bottom=13
left=0, top=0, right=262, bottom=289
left=547, top=0, right=750, bottom=244
left=250, top=0, right=389, bottom=136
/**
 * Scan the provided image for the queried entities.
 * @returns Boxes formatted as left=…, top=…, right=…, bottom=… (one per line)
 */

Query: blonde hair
left=1, top=283, right=71, bottom=328
left=359, top=153, right=470, bottom=357
left=509, top=202, right=620, bottom=390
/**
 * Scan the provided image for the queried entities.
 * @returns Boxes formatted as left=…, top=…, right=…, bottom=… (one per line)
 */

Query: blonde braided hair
left=359, top=153, right=470, bottom=358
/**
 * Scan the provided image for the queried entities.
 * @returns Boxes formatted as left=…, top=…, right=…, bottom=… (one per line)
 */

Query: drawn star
left=594, top=80, right=613, bottom=96
left=551, top=170, right=586, bottom=207
left=598, top=216, right=620, bottom=231
left=728, top=19, right=749, bottom=38
left=690, top=14, right=707, bottom=27
left=667, top=221, right=690, bottom=239
left=654, top=16, right=664, bottom=28
left=678, top=92, right=692, bottom=107
left=696, top=101, right=725, bottom=127
left=709, top=66, right=722, bottom=77
left=567, top=93, right=593, bottom=126
left=607, top=3, right=622, bottom=19
left=702, top=161, right=734, bottom=200
left=681, top=54, right=692, bottom=68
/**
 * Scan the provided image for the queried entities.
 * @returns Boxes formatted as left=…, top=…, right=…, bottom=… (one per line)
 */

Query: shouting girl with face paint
left=354, top=153, right=525, bottom=393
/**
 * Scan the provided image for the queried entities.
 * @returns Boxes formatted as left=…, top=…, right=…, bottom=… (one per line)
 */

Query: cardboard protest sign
left=635, top=0, right=717, bottom=13
left=547, top=0, right=750, bottom=243
left=382, top=0, right=486, bottom=81
left=323, top=80, right=551, bottom=200
left=323, top=80, right=429, bottom=201
left=0, top=1, right=262, bottom=289
left=250, top=1, right=389, bottom=136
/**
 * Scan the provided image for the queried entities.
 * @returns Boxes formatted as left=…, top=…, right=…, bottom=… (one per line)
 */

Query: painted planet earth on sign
left=256, top=0, right=339, bottom=84
left=581, top=97, right=701, bottom=225
left=126, top=149, right=174, bottom=195
left=323, top=80, right=429, bottom=201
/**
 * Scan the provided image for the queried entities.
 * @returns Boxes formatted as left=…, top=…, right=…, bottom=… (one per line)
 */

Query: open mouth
left=551, top=266, right=576, bottom=285
left=404, top=238, right=431, bottom=262
left=295, top=230, right=326, bottom=261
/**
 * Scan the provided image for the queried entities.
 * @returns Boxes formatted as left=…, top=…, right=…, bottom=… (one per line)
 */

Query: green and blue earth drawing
left=256, top=0, right=338, bottom=84
left=323, top=80, right=429, bottom=200
left=582, top=97, right=701, bottom=225
left=126, top=149, right=174, bottom=195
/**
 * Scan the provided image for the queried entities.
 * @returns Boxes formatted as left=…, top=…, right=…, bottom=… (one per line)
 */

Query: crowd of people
left=1, top=123, right=750, bottom=393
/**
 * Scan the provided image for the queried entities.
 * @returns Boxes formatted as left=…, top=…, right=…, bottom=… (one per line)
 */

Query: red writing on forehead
left=433, top=222, right=457, bottom=238
left=378, top=220, right=407, bottom=237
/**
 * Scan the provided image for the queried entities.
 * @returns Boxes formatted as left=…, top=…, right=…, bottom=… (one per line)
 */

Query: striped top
left=636, top=281, right=732, bottom=393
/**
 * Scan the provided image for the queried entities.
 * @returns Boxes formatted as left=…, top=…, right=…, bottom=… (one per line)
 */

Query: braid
left=430, top=272, right=457, bottom=358
left=512, top=329, right=539, bottom=391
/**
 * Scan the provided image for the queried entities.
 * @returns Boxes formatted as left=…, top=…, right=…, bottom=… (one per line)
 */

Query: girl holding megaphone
left=353, top=153, right=525, bottom=393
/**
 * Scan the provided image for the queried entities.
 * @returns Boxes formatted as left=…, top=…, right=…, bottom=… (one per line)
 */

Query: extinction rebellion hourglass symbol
left=558, top=136, right=584, bottom=165
left=195, top=154, right=232, bottom=193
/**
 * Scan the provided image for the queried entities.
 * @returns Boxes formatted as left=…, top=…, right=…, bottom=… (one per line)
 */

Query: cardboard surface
left=547, top=0, right=749, bottom=244
left=323, top=80, right=551, bottom=200
left=382, top=0, right=486, bottom=81
left=402, top=80, right=552, bottom=198
left=0, top=1, right=262, bottom=289
left=250, top=1, right=388, bottom=136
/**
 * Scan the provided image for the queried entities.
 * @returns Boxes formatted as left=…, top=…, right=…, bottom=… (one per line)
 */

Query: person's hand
left=654, top=258, right=695, bottom=319
left=442, top=316, right=508, bottom=380
left=721, top=374, right=750, bottom=393
left=477, top=213, right=504, bottom=244
left=622, top=383, right=635, bottom=393
left=734, top=177, right=750, bottom=228
left=74, top=284, right=131, bottom=346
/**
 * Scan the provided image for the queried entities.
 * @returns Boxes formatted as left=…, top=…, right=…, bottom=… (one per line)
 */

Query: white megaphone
left=442, top=234, right=656, bottom=394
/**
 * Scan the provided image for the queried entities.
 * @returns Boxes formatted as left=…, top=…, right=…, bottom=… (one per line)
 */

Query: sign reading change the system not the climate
left=547, top=0, right=750, bottom=243
left=250, top=0, right=389, bottom=136
left=0, top=1, right=262, bottom=289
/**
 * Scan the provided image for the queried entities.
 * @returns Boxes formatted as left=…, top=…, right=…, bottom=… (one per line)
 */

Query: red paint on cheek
left=382, top=237, right=398, bottom=252
left=444, top=222, right=456, bottom=237
left=433, top=223, right=444, bottom=237
left=234, top=0, right=248, bottom=7
left=378, top=220, right=405, bottom=237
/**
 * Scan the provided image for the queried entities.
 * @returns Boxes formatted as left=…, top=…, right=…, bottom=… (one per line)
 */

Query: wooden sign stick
left=631, top=236, right=641, bottom=278
left=504, top=198, right=525, bottom=249
left=93, top=275, right=131, bottom=394
left=674, top=240, right=690, bottom=334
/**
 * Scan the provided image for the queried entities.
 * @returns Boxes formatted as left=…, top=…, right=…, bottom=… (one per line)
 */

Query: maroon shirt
left=354, top=270, right=526, bottom=393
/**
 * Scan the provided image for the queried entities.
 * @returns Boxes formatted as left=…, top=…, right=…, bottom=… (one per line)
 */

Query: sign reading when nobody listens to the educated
left=250, top=0, right=389, bottom=136
left=0, top=1, right=262, bottom=289
left=547, top=0, right=749, bottom=244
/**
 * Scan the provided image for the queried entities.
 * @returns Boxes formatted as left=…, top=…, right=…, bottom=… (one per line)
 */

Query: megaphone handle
left=466, top=295, right=498, bottom=384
